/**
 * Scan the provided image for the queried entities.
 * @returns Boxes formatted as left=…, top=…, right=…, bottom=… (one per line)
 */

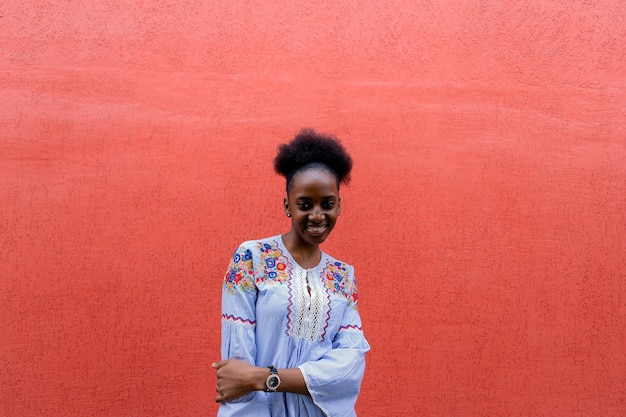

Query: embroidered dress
left=219, top=235, right=370, bottom=417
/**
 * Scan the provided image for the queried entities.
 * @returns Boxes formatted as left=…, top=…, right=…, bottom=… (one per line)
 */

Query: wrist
left=253, top=366, right=269, bottom=391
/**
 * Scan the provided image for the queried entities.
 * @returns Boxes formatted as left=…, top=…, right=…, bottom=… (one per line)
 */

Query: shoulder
left=231, top=235, right=280, bottom=256
left=229, top=236, right=288, bottom=267
left=322, top=253, right=354, bottom=275
left=321, top=254, right=359, bottom=305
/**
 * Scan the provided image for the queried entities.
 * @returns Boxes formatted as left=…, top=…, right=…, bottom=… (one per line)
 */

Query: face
left=284, top=167, right=340, bottom=249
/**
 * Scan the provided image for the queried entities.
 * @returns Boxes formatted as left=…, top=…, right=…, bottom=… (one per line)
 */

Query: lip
left=306, top=224, right=327, bottom=236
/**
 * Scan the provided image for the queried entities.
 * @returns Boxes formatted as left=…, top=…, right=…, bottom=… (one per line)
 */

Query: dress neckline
left=277, top=234, right=325, bottom=271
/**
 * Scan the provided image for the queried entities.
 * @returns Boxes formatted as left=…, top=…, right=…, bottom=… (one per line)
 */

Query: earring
left=286, top=213, right=291, bottom=217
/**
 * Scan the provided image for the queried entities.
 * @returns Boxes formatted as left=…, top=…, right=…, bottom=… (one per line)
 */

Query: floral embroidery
left=323, top=260, right=358, bottom=305
left=223, top=248, right=255, bottom=294
left=257, top=241, right=291, bottom=285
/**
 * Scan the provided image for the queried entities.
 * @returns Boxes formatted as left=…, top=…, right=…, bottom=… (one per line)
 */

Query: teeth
left=308, top=225, right=326, bottom=232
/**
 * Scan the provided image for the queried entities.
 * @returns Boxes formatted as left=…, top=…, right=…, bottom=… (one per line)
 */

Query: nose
left=309, top=206, right=324, bottom=222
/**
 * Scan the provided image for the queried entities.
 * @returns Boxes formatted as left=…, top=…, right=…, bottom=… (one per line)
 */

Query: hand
left=213, top=358, right=264, bottom=403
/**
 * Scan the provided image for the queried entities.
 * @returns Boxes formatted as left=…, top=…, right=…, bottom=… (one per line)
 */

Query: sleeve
left=218, top=242, right=270, bottom=417
left=298, top=268, right=370, bottom=417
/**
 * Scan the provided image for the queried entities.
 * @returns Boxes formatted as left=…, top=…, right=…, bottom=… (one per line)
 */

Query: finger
left=215, top=392, right=227, bottom=403
left=212, top=360, right=227, bottom=368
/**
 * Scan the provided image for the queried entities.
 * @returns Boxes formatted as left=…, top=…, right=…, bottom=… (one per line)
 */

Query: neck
left=281, top=232, right=321, bottom=269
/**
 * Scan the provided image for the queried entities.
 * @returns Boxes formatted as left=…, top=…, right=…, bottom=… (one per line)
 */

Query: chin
left=312, top=232, right=332, bottom=244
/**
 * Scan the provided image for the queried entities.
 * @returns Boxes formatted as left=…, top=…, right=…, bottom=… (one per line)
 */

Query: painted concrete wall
left=1, top=1, right=625, bottom=416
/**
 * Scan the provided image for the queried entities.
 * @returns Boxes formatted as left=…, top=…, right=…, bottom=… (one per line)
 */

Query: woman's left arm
left=213, top=358, right=310, bottom=402
left=297, top=268, right=370, bottom=416
left=299, top=309, right=369, bottom=414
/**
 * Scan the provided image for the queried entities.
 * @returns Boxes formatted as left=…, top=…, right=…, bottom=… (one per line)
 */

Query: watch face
left=266, top=375, right=280, bottom=390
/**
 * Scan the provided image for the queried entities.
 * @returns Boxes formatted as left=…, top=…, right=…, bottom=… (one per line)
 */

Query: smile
left=307, top=224, right=327, bottom=234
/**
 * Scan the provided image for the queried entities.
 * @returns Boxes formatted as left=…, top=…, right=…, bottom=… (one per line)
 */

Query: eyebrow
left=296, top=196, right=337, bottom=200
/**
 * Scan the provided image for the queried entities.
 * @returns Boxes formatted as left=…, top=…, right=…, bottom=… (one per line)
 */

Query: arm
left=213, top=359, right=309, bottom=402
left=297, top=266, right=370, bottom=417
left=215, top=244, right=268, bottom=415
left=298, top=309, right=369, bottom=416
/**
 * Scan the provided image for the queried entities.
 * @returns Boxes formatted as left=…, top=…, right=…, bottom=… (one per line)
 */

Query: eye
left=322, top=201, right=336, bottom=210
left=297, top=202, right=312, bottom=210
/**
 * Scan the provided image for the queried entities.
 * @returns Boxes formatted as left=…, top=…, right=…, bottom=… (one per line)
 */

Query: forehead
left=289, top=167, right=339, bottom=197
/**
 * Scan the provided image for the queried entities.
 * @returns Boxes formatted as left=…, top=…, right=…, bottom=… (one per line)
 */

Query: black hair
left=273, top=128, right=353, bottom=192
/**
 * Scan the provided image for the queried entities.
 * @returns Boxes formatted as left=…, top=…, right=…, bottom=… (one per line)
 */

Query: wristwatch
left=265, top=365, right=281, bottom=392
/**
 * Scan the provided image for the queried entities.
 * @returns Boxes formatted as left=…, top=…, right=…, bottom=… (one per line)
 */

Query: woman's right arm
left=216, top=244, right=270, bottom=416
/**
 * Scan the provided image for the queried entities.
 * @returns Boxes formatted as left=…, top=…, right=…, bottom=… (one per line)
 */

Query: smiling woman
left=213, top=129, right=369, bottom=417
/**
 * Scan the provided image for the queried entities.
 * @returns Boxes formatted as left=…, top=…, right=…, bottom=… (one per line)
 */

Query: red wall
left=2, top=1, right=625, bottom=416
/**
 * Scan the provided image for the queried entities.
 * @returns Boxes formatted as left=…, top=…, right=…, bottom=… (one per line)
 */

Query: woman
left=213, top=129, right=369, bottom=417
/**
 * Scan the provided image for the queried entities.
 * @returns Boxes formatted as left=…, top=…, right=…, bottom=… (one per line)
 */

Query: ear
left=283, top=197, right=290, bottom=217
left=337, top=197, right=341, bottom=215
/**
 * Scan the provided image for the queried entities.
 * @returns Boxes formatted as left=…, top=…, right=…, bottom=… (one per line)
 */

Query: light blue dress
left=219, top=235, right=370, bottom=417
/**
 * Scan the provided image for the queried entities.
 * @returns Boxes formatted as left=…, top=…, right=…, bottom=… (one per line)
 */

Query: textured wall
left=1, top=1, right=625, bottom=416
